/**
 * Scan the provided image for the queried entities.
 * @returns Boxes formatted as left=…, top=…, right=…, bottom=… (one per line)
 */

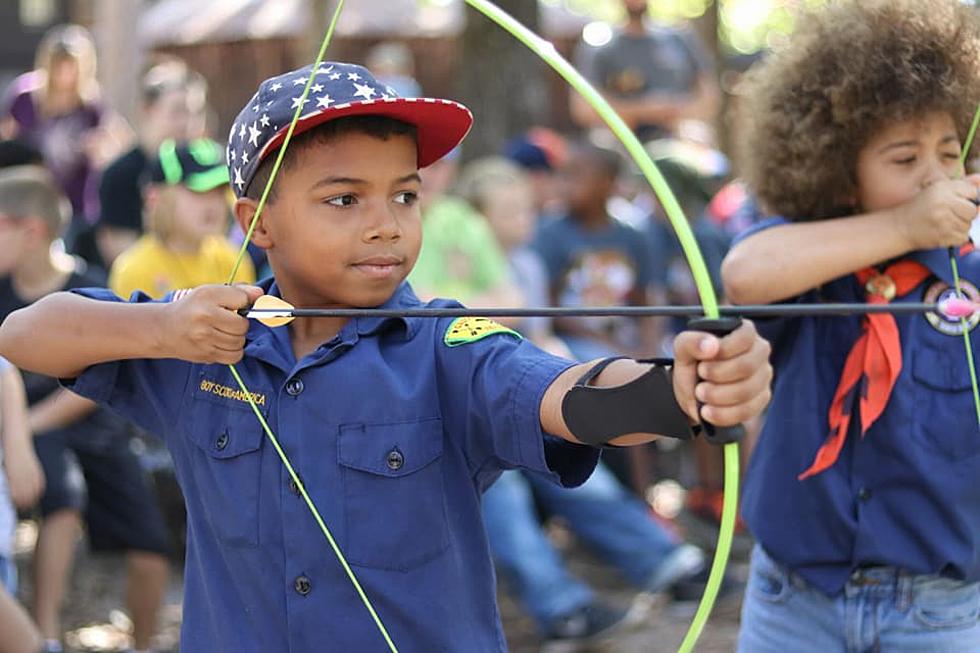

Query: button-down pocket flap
left=188, top=411, right=264, bottom=459
left=338, top=418, right=443, bottom=478
left=912, top=346, right=972, bottom=391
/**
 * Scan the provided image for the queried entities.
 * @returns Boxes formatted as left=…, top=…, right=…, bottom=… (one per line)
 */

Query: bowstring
left=222, top=2, right=398, bottom=650
left=951, top=102, right=980, bottom=430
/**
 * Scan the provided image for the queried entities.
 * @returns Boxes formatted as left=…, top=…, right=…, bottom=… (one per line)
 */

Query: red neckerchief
left=798, top=260, right=932, bottom=480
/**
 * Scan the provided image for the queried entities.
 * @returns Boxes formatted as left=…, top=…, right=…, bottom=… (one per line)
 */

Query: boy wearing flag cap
left=722, top=1, right=980, bottom=651
left=0, top=62, right=771, bottom=651
left=109, top=138, right=255, bottom=299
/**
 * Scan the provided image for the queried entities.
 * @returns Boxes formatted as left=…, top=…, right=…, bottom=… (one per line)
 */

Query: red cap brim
left=256, top=97, right=472, bottom=169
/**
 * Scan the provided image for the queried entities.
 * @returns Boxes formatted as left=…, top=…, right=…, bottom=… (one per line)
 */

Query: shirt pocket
left=182, top=405, right=265, bottom=548
left=338, top=417, right=449, bottom=571
left=911, top=344, right=979, bottom=462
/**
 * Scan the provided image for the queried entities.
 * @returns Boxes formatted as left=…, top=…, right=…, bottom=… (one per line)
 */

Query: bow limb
left=222, top=3, right=400, bottom=652
left=461, top=2, right=736, bottom=650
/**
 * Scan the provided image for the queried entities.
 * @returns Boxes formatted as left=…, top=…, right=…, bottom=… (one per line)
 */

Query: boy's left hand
left=672, top=320, right=772, bottom=427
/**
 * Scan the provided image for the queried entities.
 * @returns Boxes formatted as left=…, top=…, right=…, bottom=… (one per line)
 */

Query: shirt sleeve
left=60, top=287, right=193, bottom=443
left=435, top=323, right=599, bottom=491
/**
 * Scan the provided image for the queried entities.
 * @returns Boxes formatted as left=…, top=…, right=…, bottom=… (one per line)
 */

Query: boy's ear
left=234, top=198, right=272, bottom=249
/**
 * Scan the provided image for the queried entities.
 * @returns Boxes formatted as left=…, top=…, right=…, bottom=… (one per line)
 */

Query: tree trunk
left=457, top=1, right=547, bottom=161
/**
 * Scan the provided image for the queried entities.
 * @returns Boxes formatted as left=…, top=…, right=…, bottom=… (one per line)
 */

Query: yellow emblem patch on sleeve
left=444, top=317, right=522, bottom=347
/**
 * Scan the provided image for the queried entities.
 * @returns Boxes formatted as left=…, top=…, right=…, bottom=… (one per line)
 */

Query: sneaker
left=541, top=601, right=632, bottom=647
left=669, top=563, right=744, bottom=603
left=645, top=543, right=707, bottom=595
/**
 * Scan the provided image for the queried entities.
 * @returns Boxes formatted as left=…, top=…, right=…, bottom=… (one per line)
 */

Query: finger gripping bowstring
left=461, top=2, right=737, bottom=650
left=221, top=1, right=400, bottom=651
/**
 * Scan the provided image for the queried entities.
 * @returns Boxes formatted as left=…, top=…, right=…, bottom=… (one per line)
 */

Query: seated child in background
left=0, top=62, right=772, bottom=652
left=0, top=166, right=171, bottom=653
left=109, top=138, right=254, bottom=299
left=721, top=1, right=980, bottom=651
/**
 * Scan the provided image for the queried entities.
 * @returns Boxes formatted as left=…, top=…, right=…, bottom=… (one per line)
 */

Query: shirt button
left=215, top=432, right=229, bottom=451
left=285, top=378, right=304, bottom=396
left=294, top=575, right=312, bottom=596
left=857, top=487, right=872, bottom=501
left=386, top=449, right=404, bottom=471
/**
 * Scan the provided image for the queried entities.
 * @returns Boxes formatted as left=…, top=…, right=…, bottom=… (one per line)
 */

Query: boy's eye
left=895, top=156, right=916, bottom=165
left=394, top=191, right=419, bottom=206
left=326, top=194, right=357, bottom=207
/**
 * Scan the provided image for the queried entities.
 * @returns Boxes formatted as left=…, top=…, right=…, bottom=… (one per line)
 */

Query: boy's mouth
left=350, top=255, right=404, bottom=279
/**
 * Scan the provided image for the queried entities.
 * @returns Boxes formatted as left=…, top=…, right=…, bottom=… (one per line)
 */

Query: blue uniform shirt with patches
left=65, top=280, right=599, bottom=652
left=738, top=217, right=980, bottom=596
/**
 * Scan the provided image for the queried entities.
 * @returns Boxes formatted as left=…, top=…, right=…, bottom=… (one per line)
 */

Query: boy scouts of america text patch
left=924, top=279, right=980, bottom=335
left=444, top=317, right=522, bottom=347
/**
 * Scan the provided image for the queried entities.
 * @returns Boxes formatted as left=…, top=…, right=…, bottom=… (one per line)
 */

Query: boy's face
left=240, top=131, right=422, bottom=307
left=561, top=151, right=613, bottom=214
left=160, top=185, right=229, bottom=243
left=0, top=214, right=49, bottom=275
left=855, top=111, right=963, bottom=213
left=483, top=182, right=535, bottom=250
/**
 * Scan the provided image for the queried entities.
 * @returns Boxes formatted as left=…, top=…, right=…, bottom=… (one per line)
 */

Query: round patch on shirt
left=924, top=279, right=980, bottom=335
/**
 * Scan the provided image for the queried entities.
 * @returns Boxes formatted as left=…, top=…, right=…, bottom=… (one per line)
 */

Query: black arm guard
left=561, top=357, right=698, bottom=448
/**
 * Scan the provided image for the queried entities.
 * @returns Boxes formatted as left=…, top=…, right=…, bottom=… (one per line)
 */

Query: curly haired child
left=721, top=1, right=980, bottom=651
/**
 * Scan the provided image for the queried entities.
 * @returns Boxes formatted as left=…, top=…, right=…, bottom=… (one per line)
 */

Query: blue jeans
left=482, top=464, right=679, bottom=630
left=0, top=554, right=16, bottom=595
left=739, top=545, right=980, bottom=653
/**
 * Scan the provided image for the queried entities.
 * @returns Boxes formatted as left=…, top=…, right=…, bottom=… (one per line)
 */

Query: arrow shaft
left=244, top=302, right=949, bottom=320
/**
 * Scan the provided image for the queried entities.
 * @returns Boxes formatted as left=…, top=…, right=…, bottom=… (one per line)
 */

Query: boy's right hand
left=160, top=285, right=264, bottom=364
left=898, top=175, right=980, bottom=250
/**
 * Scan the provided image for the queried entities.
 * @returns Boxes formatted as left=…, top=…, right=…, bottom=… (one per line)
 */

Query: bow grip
left=686, top=316, right=747, bottom=446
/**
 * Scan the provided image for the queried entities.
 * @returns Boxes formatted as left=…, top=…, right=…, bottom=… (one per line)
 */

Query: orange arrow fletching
left=247, top=295, right=295, bottom=327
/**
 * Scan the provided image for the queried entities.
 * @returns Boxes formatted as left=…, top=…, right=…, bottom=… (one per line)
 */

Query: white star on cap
left=347, top=72, right=361, bottom=81
left=241, top=150, right=249, bottom=164
left=229, top=148, right=236, bottom=162
left=290, top=96, right=310, bottom=109
left=293, top=77, right=309, bottom=86
left=328, top=72, right=341, bottom=80
left=269, top=82, right=283, bottom=92
left=238, top=123, right=246, bottom=140
left=234, top=167, right=244, bottom=190
left=252, top=103, right=260, bottom=112
left=248, top=122, right=261, bottom=147
left=311, top=83, right=324, bottom=93
left=316, top=94, right=334, bottom=109
left=352, top=82, right=377, bottom=101
left=260, top=113, right=271, bottom=128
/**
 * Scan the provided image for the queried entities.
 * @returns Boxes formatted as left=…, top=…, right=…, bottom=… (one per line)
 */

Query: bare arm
left=540, top=320, right=771, bottom=446
left=722, top=176, right=980, bottom=305
left=28, top=389, right=96, bottom=435
left=0, top=364, right=44, bottom=510
left=0, top=285, right=264, bottom=379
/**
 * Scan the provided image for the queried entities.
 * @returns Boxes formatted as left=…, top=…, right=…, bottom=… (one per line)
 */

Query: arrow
left=240, top=294, right=979, bottom=328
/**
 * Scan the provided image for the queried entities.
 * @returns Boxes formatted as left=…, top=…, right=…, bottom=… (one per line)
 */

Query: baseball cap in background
left=504, top=128, right=568, bottom=172
left=147, top=138, right=229, bottom=192
left=226, top=61, right=473, bottom=198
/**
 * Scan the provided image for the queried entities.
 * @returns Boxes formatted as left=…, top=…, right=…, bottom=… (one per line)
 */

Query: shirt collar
left=243, top=279, right=421, bottom=369
left=908, top=247, right=975, bottom=286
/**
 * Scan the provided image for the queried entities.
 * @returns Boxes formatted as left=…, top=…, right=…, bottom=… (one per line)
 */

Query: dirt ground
left=11, top=518, right=747, bottom=653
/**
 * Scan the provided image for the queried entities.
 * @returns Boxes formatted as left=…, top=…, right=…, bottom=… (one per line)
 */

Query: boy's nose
left=922, top=157, right=953, bottom=188
left=365, top=205, right=402, bottom=241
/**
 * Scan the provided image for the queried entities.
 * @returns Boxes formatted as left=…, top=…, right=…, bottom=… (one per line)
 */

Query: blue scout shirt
left=739, top=217, right=980, bottom=596
left=65, top=280, right=599, bottom=652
